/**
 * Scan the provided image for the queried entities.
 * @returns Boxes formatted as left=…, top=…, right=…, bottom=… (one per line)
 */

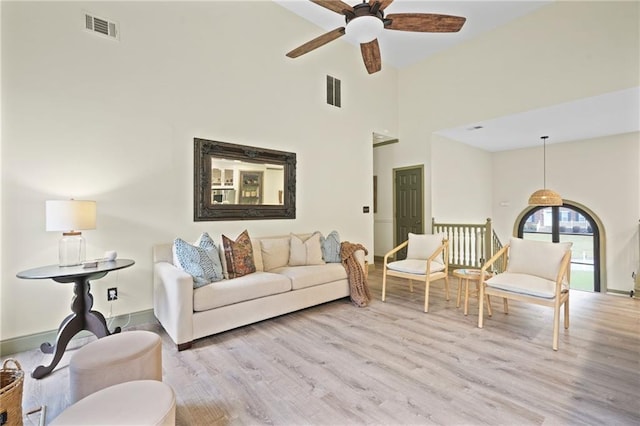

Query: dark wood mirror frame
left=194, top=138, right=296, bottom=221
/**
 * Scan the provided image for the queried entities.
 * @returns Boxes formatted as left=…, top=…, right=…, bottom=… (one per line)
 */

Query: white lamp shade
left=46, top=200, right=96, bottom=232
left=346, top=16, right=383, bottom=44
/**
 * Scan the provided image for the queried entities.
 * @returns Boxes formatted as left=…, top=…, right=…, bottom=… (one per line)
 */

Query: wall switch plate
left=107, top=287, right=118, bottom=301
left=363, top=206, right=370, bottom=213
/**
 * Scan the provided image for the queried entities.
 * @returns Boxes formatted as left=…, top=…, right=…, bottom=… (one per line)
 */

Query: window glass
left=522, top=207, right=552, bottom=242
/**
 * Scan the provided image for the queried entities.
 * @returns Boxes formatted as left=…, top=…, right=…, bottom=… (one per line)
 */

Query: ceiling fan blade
left=373, top=0, right=394, bottom=11
left=286, top=27, right=346, bottom=58
left=385, top=13, right=466, bottom=33
left=310, top=0, right=355, bottom=15
left=361, top=39, right=381, bottom=74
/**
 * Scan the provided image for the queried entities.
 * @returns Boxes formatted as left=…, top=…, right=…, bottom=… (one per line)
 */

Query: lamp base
left=59, top=232, right=86, bottom=267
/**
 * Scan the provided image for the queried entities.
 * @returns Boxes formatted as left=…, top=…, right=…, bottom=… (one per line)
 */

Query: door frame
left=393, top=165, right=425, bottom=250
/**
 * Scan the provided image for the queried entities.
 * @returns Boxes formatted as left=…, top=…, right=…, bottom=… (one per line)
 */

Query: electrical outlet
left=107, top=287, right=118, bottom=301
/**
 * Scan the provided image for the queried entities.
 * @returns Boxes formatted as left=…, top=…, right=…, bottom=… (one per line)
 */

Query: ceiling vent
left=84, top=11, right=119, bottom=40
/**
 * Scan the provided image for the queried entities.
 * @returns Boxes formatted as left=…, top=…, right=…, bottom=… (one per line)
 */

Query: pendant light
left=528, top=136, right=563, bottom=206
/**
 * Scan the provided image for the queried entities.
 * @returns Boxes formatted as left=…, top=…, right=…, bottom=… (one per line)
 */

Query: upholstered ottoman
left=51, top=380, right=176, bottom=425
left=69, top=330, right=162, bottom=403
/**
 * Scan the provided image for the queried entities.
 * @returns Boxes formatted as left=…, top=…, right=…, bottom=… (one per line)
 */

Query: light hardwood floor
left=6, top=265, right=640, bottom=425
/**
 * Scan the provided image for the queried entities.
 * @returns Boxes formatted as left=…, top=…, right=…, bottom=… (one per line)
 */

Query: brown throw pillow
left=222, top=230, right=256, bottom=279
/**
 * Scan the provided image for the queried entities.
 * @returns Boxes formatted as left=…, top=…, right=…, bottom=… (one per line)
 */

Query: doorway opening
left=515, top=201, right=605, bottom=292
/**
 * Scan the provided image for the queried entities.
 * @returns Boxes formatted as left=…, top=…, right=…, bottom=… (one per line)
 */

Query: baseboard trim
left=606, top=289, right=635, bottom=297
left=0, top=309, right=157, bottom=356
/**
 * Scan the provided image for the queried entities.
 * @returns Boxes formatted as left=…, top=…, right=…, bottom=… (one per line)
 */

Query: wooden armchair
left=382, top=233, right=450, bottom=312
left=478, top=237, right=573, bottom=350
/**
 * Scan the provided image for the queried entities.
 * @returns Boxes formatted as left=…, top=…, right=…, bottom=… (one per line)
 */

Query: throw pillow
left=289, top=232, right=324, bottom=266
left=260, top=237, right=290, bottom=271
left=222, top=230, right=256, bottom=279
left=406, top=233, right=445, bottom=263
left=319, top=230, right=341, bottom=263
left=172, top=232, right=224, bottom=288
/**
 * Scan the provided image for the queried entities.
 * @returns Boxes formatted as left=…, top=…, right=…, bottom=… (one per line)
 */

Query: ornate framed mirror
left=194, top=138, right=296, bottom=221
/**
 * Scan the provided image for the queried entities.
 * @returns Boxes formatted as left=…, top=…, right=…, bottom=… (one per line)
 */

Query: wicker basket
left=0, top=359, right=24, bottom=426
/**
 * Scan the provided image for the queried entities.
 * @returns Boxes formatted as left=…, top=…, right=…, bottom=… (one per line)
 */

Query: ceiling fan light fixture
left=346, top=15, right=383, bottom=43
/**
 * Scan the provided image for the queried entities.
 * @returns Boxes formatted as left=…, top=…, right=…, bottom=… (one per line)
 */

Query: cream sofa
left=153, top=234, right=365, bottom=350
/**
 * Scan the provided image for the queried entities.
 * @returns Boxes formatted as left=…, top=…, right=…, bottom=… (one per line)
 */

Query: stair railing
left=432, top=218, right=504, bottom=272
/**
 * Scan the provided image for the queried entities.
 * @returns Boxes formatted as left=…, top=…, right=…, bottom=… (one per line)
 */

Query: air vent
left=83, top=11, right=119, bottom=40
left=327, top=75, right=341, bottom=108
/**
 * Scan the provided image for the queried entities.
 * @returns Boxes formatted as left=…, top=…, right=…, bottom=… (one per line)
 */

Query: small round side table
left=452, top=268, right=493, bottom=316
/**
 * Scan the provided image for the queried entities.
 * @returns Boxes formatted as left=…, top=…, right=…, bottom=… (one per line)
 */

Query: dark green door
left=394, top=166, right=424, bottom=259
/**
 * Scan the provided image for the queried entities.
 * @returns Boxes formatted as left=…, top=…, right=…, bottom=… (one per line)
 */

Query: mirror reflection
left=210, top=158, right=284, bottom=206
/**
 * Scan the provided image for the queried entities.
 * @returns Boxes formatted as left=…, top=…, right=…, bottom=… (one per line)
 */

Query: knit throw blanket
left=340, top=241, right=371, bottom=307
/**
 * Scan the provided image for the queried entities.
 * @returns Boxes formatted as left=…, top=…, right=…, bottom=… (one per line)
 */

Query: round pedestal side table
left=17, top=259, right=135, bottom=379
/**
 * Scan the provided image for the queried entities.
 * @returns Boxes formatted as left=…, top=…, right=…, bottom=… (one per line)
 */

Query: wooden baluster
left=455, top=226, right=460, bottom=266
left=485, top=218, right=492, bottom=270
left=464, top=226, right=469, bottom=267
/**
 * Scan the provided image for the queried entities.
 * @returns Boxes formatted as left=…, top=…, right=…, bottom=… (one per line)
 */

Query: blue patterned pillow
left=319, top=230, right=341, bottom=263
left=173, top=232, right=224, bottom=288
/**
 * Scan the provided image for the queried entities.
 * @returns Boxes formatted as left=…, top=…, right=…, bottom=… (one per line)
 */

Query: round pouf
left=51, top=380, right=176, bottom=425
left=69, top=330, right=162, bottom=403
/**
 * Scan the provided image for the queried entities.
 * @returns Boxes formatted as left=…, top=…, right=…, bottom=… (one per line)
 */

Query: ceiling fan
left=286, top=0, right=467, bottom=74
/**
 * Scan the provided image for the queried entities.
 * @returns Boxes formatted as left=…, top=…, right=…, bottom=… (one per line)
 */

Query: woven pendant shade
left=528, top=188, right=563, bottom=206
left=528, top=136, right=562, bottom=206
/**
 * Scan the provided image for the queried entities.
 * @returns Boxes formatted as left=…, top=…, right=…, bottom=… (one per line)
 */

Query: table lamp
left=46, top=200, right=96, bottom=266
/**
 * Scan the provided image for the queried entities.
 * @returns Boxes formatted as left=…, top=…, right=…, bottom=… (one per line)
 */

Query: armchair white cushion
left=406, top=232, right=446, bottom=263
left=506, top=238, right=572, bottom=282
left=485, top=273, right=557, bottom=299
left=387, top=259, right=446, bottom=275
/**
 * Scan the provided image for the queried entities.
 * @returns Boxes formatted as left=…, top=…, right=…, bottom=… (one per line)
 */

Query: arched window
left=516, top=203, right=601, bottom=292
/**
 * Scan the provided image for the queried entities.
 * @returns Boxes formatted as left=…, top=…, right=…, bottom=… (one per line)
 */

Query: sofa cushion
left=172, top=233, right=224, bottom=288
left=193, top=271, right=292, bottom=311
left=251, top=238, right=264, bottom=272
left=406, top=233, right=445, bottom=262
left=222, top=230, right=256, bottom=279
left=218, top=244, right=229, bottom=279
left=486, top=272, right=561, bottom=299
left=289, top=232, right=324, bottom=266
left=275, top=263, right=347, bottom=290
left=319, top=230, right=341, bottom=263
left=387, top=259, right=445, bottom=275
left=507, top=238, right=572, bottom=281
left=260, top=237, right=290, bottom=271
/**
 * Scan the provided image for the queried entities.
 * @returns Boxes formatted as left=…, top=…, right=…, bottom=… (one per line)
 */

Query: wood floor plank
left=3, top=263, right=639, bottom=425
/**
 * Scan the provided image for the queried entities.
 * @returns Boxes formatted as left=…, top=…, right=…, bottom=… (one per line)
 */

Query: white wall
left=492, top=132, right=639, bottom=292
left=1, top=1, right=398, bottom=340
left=431, top=135, right=493, bottom=223
left=374, top=1, right=639, bottom=282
